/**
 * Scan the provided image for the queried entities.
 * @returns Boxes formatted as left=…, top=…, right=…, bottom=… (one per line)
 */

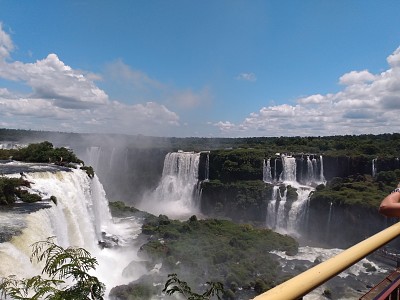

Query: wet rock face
left=304, top=200, right=392, bottom=248
left=322, top=156, right=400, bottom=181
left=98, top=232, right=119, bottom=249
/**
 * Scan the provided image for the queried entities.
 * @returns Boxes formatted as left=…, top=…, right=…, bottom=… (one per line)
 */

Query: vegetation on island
left=0, top=141, right=96, bottom=182
left=0, top=142, right=98, bottom=206
left=0, top=141, right=83, bottom=165
left=0, top=176, right=42, bottom=205
left=310, top=171, right=399, bottom=209
left=138, top=214, right=296, bottom=298
left=0, top=237, right=105, bottom=300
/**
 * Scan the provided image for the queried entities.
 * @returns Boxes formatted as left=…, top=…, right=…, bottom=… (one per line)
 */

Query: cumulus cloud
left=0, top=25, right=180, bottom=136
left=339, top=70, right=376, bottom=85
left=387, top=47, right=400, bottom=67
left=214, top=46, right=400, bottom=137
left=236, top=72, right=257, bottom=82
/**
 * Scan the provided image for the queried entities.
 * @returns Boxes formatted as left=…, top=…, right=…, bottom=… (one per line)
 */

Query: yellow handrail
left=254, top=222, right=400, bottom=300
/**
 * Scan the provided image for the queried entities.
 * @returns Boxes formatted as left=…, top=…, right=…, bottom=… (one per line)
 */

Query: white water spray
left=138, top=151, right=201, bottom=219
left=0, top=169, right=146, bottom=298
left=279, top=155, right=297, bottom=183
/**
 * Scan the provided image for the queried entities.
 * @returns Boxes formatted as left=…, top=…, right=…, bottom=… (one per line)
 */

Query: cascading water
left=204, top=151, right=210, bottom=181
left=372, top=158, right=377, bottom=177
left=266, top=186, right=279, bottom=229
left=0, top=168, right=146, bottom=298
left=138, top=151, right=201, bottom=219
left=287, top=187, right=313, bottom=235
left=276, top=187, right=288, bottom=229
left=279, top=155, right=297, bottom=182
left=263, top=159, right=273, bottom=183
left=265, top=154, right=325, bottom=236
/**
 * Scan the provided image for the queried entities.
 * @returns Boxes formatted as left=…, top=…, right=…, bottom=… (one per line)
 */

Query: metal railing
left=254, top=222, right=400, bottom=300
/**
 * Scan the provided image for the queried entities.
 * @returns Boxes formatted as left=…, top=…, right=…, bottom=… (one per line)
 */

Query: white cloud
left=387, top=47, right=400, bottom=67
left=0, top=53, right=109, bottom=109
left=298, top=94, right=326, bottom=105
left=214, top=121, right=236, bottom=131
left=0, top=25, right=181, bottom=136
left=0, top=23, right=13, bottom=59
left=214, top=46, right=400, bottom=137
left=339, top=70, right=376, bottom=85
left=236, top=72, right=257, bottom=82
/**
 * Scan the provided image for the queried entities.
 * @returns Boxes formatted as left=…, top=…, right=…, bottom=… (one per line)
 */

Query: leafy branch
left=0, top=237, right=105, bottom=300
left=163, top=273, right=224, bottom=300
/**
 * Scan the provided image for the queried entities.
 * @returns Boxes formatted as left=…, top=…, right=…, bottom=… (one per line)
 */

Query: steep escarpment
left=199, top=149, right=400, bottom=248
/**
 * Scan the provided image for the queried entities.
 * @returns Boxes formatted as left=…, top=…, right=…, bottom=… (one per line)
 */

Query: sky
left=1, top=1, right=400, bottom=137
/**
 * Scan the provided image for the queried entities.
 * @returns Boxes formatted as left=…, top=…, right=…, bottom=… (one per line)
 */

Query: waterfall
left=138, top=151, right=201, bottom=219
left=326, top=202, right=333, bottom=238
left=266, top=186, right=279, bottom=229
left=265, top=154, right=324, bottom=237
left=276, top=187, right=287, bottom=230
left=372, top=158, right=377, bottom=177
left=304, top=155, right=325, bottom=185
left=320, top=155, right=326, bottom=184
left=0, top=168, right=146, bottom=297
left=306, top=156, right=314, bottom=184
left=287, top=187, right=312, bottom=234
left=279, top=155, right=296, bottom=183
left=263, top=159, right=273, bottom=183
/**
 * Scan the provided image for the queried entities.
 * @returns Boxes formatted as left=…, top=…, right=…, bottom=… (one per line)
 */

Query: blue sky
left=1, top=1, right=400, bottom=137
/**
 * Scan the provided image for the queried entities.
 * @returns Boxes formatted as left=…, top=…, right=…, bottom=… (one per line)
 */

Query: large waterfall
left=0, top=168, right=146, bottom=297
left=137, top=151, right=201, bottom=219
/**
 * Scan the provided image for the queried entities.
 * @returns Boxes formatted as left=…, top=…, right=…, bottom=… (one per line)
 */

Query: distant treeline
left=1, top=128, right=400, bottom=157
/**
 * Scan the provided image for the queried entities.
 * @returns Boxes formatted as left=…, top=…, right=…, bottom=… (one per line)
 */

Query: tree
left=162, top=273, right=224, bottom=300
left=0, top=237, right=105, bottom=300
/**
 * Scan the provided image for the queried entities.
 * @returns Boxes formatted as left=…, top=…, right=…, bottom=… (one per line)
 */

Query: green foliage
left=110, top=281, right=155, bottom=300
left=140, top=215, right=298, bottom=297
left=19, top=192, right=42, bottom=203
left=286, top=185, right=298, bottom=202
left=201, top=180, right=271, bottom=222
left=2, top=129, right=400, bottom=156
left=310, top=172, right=398, bottom=208
left=0, top=237, right=105, bottom=300
left=0, top=176, right=41, bottom=205
left=0, top=141, right=83, bottom=164
left=163, top=273, right=223, bottom=300
left=81, top=166, right=95, bottom=178
left=209, top=149, right=265, bottom=182
left=376, top=170, right=398, bottom=186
